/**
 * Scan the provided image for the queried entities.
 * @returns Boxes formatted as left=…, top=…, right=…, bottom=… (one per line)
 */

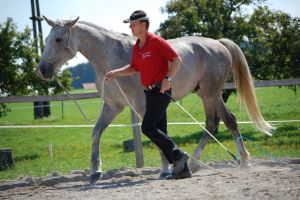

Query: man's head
left=124, top=10, right=150, bottom=31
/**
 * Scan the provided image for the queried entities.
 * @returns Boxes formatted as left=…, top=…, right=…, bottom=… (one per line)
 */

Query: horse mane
left=77, top=21, right=133, bottom=39
left=78, top=21, right=110, bottom=32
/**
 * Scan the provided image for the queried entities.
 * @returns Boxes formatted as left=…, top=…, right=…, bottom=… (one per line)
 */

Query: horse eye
left=55, top=38, right=62, bottom=43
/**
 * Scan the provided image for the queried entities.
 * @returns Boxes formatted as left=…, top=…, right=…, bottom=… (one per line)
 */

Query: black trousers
left=141, top=87, right=183, bottom=164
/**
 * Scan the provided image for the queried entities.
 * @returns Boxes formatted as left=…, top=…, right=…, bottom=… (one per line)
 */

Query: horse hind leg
left=216, top=97, right=251, bottom=168
left=189, top=96, right=220, bottom=173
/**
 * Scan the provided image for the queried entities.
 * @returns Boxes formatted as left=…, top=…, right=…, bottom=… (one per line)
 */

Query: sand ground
left=0, top=158, right=299, bottom=200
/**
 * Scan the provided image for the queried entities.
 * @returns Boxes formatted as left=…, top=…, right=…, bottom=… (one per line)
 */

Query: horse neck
left=73, top=23, right=134, bottom=75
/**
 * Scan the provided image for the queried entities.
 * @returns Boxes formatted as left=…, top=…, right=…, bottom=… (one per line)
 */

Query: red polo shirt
left=131, top=32, right=179, bottom=87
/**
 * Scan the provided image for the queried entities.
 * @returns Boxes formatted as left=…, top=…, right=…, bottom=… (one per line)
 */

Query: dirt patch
left=0, top=158, right=299, bottom=200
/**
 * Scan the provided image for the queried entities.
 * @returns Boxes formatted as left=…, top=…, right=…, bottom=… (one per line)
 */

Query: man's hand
left=160, top=78, right=171, bottom=93
left=104, top=71, right=116, bottom=81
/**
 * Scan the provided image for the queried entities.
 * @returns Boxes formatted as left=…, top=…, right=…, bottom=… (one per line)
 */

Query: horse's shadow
left=52, top=168, right=160, bottom=191
left=57, top=178, right=150, bottom=191
left=141, top=130, right=258, bottom=147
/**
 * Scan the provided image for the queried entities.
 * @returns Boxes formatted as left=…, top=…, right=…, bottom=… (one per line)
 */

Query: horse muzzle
left=37, top=60, right=54, bottom=80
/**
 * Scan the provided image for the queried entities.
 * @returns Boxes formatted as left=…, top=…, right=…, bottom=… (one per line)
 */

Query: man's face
left=129, top=20, right=144, bottom=36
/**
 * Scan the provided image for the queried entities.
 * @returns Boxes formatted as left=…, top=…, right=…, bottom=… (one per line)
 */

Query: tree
left=158, top=0, right=265, bottom=41
left=158, top=0, right=300, bottom=80
left=245, top=7, right=300, bottom=80
left=0, top=18, right=72, bottom=117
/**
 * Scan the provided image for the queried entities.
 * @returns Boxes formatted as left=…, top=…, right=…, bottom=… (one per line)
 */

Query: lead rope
left=112, top=78, right=237, bottom=160
left=58, top=78, right=283, bottom=176
left=56, top=67, right=239, bottom=174
left=237, top=136, right=285, bottom=165
left=113, top=79, right=143, bottom=121
left=57, top=78, right=105, bottom=123
left=166, top=93, right=237, bottom=161
left=111, top=80, right=240, bottom=174
left=113, top=80, right=242, bottom=175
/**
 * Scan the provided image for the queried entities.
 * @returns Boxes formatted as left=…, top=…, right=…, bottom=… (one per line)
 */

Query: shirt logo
left=142, top=52, right=152, bottom=59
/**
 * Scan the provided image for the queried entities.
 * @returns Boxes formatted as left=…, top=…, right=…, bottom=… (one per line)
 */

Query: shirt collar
left=136, top=32, right=153, bottom=48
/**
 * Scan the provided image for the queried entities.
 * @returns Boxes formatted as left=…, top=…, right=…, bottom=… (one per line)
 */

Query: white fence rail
left=1, top=79, right=299, bottom=103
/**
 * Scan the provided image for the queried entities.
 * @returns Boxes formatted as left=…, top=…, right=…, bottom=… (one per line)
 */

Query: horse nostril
left=38, top=61, right=54, bottom=80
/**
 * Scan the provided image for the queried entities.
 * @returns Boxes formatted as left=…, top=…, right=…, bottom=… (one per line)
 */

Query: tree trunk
left=0, top=148, right=14, bottom=170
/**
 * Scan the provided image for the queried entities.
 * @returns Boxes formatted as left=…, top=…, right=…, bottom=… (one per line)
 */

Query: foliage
left=245, top=7, right=300, bottom=79
left=0, top=103, right=10, bottom=117
left=158, top=0, right=265, bottom=41
left=157, top=0, right=300, bottom=80
left=0, top=18, right=36, bottom=96
left=0, top=18, right=72, bottom=117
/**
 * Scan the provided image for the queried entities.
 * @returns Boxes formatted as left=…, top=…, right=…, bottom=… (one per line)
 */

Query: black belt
left=144, top=83, right=161, bottom=91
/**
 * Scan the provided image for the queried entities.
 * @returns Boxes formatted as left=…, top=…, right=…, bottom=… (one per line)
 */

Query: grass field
left=0, top=86, right=299, bottom=180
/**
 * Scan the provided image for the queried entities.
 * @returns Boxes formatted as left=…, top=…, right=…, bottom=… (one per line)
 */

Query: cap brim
left=123, top=19, right=131, bottom=23
left=123, top=16, right=149, bottom=23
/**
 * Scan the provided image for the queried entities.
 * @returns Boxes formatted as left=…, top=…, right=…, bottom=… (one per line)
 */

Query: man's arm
left=166, top=56, right=182, bottom=79
left=104, top=64, right=138, bottom=80
left=160, top=56, right=182, bottom=93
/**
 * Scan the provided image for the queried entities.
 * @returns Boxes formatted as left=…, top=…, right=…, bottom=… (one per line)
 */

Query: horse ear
left=65, top=17, right=80, bottom=27
left=43, top=16, right=56, bottom=27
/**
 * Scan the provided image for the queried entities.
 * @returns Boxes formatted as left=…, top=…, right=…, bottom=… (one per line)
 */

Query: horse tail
left=218, top=38, right=274, bottom=136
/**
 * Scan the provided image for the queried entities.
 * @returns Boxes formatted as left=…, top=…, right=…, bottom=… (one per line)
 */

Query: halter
left=41, top=26, right=76, bottom=65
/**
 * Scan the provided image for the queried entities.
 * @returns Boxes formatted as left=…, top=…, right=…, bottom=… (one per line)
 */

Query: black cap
left=123, top=10, right=149, bottom=23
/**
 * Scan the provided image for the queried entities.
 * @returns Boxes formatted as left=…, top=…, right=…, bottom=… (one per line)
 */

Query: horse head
left=37, top=16, right=79, bottom=80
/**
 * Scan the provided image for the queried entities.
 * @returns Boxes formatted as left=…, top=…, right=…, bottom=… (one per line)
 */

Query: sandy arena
left=0, top=158, right=299, bottom=200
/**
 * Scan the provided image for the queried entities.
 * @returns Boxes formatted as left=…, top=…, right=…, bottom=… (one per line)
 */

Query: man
left=105, top=10, right=192, bottom=179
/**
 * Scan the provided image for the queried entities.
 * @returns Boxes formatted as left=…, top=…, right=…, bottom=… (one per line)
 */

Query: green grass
left=0, top=86, right=299, bottom=180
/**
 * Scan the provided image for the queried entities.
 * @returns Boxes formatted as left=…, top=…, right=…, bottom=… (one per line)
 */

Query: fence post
left=49, top=142, right=54, bottom=172
left=130, top=109, right=144, bottom=168
left=61, top=100, right=64, bottom=119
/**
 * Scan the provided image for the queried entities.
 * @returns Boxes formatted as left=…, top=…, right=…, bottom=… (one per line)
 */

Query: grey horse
left=37, top=17, right=274, bottom=183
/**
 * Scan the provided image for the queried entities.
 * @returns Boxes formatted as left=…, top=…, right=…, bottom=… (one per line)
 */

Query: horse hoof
left=239, top=160, right=253, bottom=169
left=188, top=157, right=201, bottom=173
left=159, top=172, right=171, bottom=180
left=90, top=172, right=102, bottom=184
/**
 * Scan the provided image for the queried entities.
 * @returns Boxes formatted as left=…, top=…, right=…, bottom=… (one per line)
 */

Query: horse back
left=168, top=36, right=232, bottom=99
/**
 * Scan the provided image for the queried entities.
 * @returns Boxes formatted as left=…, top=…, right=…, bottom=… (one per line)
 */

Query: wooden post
left=61, top=100, right=64, bottom=119
left=0, top=148, right=14, bottom=170
left=30, top=0, right=51, bottom=119
left=130, top=109, right=144, bottom=168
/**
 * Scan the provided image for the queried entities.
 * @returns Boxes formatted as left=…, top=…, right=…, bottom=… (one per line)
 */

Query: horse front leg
left=90, top=103, right=123, bottom=183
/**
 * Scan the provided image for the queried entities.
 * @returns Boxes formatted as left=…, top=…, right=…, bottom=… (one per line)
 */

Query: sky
left=1, top=0, right=299, bottom=68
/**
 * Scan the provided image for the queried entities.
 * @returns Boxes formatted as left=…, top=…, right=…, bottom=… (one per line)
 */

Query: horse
left=37, top=16, right=274, bottom=183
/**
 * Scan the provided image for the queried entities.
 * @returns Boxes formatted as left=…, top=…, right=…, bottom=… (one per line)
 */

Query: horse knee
left=223, top=112, right=238, bottom=130
left=205, top=121, right=218, bottom=133
left=227, top=118, right=238, bottom=130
